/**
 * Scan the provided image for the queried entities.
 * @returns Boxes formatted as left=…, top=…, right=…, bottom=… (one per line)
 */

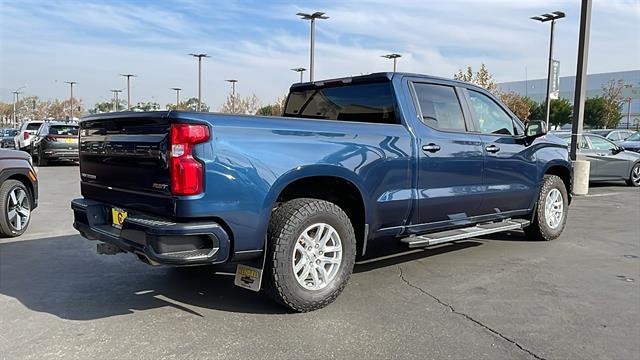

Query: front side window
left=468, top=90, right=515, bottom=136
left=413, top=83, right=466, bottom=131
left=283, top=82, right=397, bottom=124
left=587, top=135, right=616, bottom=151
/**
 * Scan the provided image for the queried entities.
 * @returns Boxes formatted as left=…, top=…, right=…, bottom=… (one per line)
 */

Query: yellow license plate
left=63, top=138, right=77, bottom=143
left=111, top=208, right=127, bottom=228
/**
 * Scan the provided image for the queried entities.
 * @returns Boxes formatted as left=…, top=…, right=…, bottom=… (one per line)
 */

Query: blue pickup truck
left=72, top=72, right=572, bottom=311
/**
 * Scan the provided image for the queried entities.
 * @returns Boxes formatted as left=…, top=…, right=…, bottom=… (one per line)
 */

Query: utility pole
left=569, top=0, right=592, bottom=195
left=110, top=89, right=122, bottom=112
left=64, top=81, right=77, bottom=120
left=382, top=53, right=402, bottom=72
left=531, top=11, right=565, bottom=131
left=297, top=12, right=329, bottom=82
left=171, top=87, right=181, bottom=109
left=189, top=53, right=210, bottom=111
left=291, top=68, right=307, bottom=83
left=225, top=79, right=238, bottom=113
left=120, top=74, right=136, bottom=110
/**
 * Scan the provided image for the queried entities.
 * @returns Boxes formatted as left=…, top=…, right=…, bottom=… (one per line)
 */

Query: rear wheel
left=626, top=162, right=640, bottom=187
left=0, top=180, right=33, bottom=237
left=263, top=198, right=356, bottom=312
left=524, top=175, right=568, bottom=241
left=36, top=148, right=48, bottom=166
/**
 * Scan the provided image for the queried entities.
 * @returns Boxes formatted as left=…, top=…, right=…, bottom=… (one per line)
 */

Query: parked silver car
left=556, top=132, right=640, bottom=187
left=589, top=129, right=635, bottom=142
left=618, top=131, right=640, bottom=153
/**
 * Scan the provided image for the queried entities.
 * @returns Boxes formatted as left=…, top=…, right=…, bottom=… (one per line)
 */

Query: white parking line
left=583, top=192, right=620, bottom=197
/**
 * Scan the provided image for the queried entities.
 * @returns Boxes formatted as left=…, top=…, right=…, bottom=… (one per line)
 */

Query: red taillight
left=169, top=123, right=210, bottom=196
left=23, top=131, right=29, bottom=140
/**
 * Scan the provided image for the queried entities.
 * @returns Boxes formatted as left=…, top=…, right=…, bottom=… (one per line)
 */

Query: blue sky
left=1, top=0, right=639, bottom=109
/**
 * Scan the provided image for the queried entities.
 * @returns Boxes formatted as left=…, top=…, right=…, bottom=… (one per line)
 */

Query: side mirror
left=613, top=145, right=624, bottom=154
left=525, top=120, right=547, bottom=138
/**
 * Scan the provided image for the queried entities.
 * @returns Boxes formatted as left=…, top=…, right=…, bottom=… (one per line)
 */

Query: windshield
left=49, top=125, right=79, bottom=136
left=284, top=82, right=398, bottom=124
left=626, top=132, right=639, bottom=141
left=2, top=129, right=18, bottom=137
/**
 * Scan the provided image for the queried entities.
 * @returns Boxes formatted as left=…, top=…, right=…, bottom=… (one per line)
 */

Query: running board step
left=401, top=219, right=530, bottom=248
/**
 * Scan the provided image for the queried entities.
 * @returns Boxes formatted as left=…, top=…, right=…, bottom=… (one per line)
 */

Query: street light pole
left=225, top=79, right=238, bottom=113
left=531, top=11, right=565, bottom=131
left=171, top=87, right=181, bottom=108
left=12, top=90, right=22, bottom=128
left=291, top=68, right=307, bottom=83
left=381, top=53, right=402, bottom=72
left=189, top=53, right=210, bottom=111
left=120, top=74, right=136, bottom=110
left=569, top=0, right=592, bottom=195
left=64, top=81, right=77, bottom=120
left=110, top=89, right=122, bottom=112
left=297, top=12, right=329, bottom=82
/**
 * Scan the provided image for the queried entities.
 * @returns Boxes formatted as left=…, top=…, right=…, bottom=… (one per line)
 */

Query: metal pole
left=544, top=19, right=555, bottom=131
left=70, top=83, right=74, bottom=119
left=310, top=18, right=315, bottom=82
left=232, top=82, right=236, bottom=113
left=393, top=58, right=397, bottom=72
left=176, top=89, right=180, bottom=107
left=198, top=57, right=202, bottom=111
left=126, top=77, right=131, bottom=110
left=12, top=93, right=16, bottom=128
left=300, top=71, right=303, bottom=83
left=569, top=0, right=592, bottom=162
left=627, top=98, right=632, bottom=129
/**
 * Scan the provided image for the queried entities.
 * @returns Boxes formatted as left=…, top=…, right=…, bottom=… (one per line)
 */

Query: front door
left=465, top=89, right=537, bottom=215
left=584, top=135, right=630, bottom=180
left=408, top=82, right=485, bottom=233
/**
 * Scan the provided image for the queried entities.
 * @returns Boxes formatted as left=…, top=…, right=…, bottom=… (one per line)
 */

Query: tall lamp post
left=225, top=79, right=238, bottom=113
left=120, top=74, right=136, bottom=110
left=531, top=11, right=565, bottom=131
left=64, top=81, right=77, bottom=120
left=171, top=87, right=181, bottom=109
left=291, top=68, right=307, bottom=83
left=297, top=12, right=329, bottom=82
left=382, top=53, right=402, bottom=72
left=12, top=89, right=23, bottom=128
left=110, top=89, right=122, bottom=112
left=189, top=53, right=210, bottom=111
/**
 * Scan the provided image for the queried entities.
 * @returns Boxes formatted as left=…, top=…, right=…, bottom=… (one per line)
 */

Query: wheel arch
left=542, top=163, right=572, bottom=204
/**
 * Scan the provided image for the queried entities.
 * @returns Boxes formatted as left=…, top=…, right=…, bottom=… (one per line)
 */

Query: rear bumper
left=42, top=148, right=78, bottom=160
left=71, top=198, right=230, bottom=266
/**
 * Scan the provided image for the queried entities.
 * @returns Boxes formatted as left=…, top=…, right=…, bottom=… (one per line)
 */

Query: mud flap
left=234, top=236, right=268, bottom=292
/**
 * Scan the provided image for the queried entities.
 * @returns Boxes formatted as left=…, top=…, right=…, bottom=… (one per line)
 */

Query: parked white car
left=13, top=120, right=44, bottom=151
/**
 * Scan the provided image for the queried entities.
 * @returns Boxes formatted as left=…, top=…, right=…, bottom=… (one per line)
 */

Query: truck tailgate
left=79, top=115, right=174, bottom=215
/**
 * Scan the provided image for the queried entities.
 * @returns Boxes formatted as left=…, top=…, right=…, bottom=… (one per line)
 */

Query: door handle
left=485, top=144, right=500, bottom=153
left=422, top=143, right=441, bottom=153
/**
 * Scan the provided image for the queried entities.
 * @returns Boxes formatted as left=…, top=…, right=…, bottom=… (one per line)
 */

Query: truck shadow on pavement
left=0, top=232, right=520, bottom=319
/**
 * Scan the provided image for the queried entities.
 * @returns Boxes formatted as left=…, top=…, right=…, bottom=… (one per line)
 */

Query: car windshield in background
left=283, top=82, right=398, bottom=124
left=49, top=126, right=79, bottom=136
left=626, top=132, right=639, bottom=141
left=26, top=123, right=42, bottom=131
left=3, top=129, right=18, bottom=137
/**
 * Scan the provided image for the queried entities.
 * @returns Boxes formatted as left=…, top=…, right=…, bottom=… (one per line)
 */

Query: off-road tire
left=626, top=162, right=640, bottom=187
left=0, top=180, right=32, bottom=237
left=524, top=175, right=568, bottom=241
left=263, top=198, right=356, bottom=312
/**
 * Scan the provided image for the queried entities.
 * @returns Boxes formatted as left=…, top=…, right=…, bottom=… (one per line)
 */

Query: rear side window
left=468, top=90, right=515, bottom=136
left=49, top=126, right=79, bottom=136
left=587, top=135, right=615, bottom=151
left=26, top=123, right=42, bottom=131
left=413, top=83, right=466, bottom=131
left=283, top=82, right=398, bottom=124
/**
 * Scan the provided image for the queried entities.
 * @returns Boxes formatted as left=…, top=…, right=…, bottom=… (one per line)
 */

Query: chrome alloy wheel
left=7, top=187, right=30, bottom=232
left=292, top=223, right=343, bottom=291
left=544, top=188, right=564, bottom=229
left=632, top=164, right=640, bottom=185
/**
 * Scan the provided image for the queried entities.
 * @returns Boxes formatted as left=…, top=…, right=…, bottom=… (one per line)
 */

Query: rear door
left=464, top=89, right=537, bottom=215
left=408, top=81, right=485, bottom=232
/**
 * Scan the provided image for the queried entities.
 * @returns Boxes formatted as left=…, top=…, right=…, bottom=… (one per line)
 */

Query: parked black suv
left=0, top=149, right=38, bottom=237
left=31, top=121, right=79, bottom=166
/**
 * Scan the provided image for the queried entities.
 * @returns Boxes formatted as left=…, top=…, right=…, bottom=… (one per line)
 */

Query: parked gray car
left=556, top=132, right=640, bottom=187
left=589, top=129, right=635, bottom=142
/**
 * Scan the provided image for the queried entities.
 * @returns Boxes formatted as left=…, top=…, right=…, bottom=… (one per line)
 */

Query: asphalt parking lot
left=1, top=166, right=638, bottom=360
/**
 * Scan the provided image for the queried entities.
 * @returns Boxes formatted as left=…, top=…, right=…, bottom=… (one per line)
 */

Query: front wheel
left=626, top=162, right=640, bottom=187
left=263, top=198, right=356, bottom=312
left=524, top=175, right=569, bottom=241
left=0, top=180, right=33, bottom=237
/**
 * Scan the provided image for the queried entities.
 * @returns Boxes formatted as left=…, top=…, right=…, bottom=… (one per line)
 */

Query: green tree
left=549, top=98, right=572, bottom=128
left=173, top=97, right=209, bottom=112
left=496, top=92, right=531, bottom=122
left=601, top=80, right=624, bottom=128
left=584, top=96, right=606, bottom=128
left=453, top=66, right=473, bottom=82
left=525, top=97, right=544, bottom=121
left=131, top=101, right=161, bottom=112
